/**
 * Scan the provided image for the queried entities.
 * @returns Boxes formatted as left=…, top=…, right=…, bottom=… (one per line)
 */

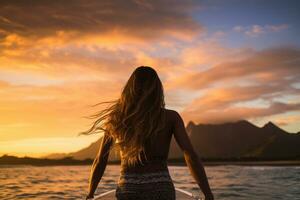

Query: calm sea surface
left=0, top=165, right=299, bottom=200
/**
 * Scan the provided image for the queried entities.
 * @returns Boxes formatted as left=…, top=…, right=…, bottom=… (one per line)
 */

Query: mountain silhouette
left=46, top=139, right=120, bottom=161
left=46, top=120, right=300, bottom=161
left=183, top=120, right=300, bottom=159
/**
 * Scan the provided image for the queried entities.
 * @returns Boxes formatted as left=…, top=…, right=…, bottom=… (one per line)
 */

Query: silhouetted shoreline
left=1, top=155, right=299, bottom=166
left=44, top=120, right=300, bottom=162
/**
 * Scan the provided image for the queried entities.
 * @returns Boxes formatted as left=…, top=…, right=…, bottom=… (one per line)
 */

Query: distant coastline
left=44, top=120, right=300, bottom=163
left=1, top=155, right=299, bottom=167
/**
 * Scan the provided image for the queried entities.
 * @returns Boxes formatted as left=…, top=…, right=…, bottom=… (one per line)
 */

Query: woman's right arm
left=172, top=111, right=214, bottom=200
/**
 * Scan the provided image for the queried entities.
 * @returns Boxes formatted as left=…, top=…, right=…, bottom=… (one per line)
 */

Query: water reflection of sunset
left=1, top=165, right=298, bottom=199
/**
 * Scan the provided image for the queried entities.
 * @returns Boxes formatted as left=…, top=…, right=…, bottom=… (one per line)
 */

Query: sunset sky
left=0, top=0, right=300, bottom=157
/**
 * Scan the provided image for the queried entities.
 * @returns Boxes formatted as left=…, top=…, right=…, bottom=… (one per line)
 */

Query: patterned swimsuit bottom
left=115, top=165, right=175, bottom=200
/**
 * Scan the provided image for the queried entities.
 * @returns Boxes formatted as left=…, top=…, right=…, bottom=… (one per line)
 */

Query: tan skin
left=86, top=108, right=214, bottom=199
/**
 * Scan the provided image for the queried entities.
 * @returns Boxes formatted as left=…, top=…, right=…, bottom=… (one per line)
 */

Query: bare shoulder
left=164, top=108, right=180, bottom=122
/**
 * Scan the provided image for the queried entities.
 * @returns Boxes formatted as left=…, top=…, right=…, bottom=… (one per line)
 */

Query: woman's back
left=119, top=108, right=174, bottom=170
left=85, top=66, right=213, bottom=200
left=116, top=108, right=176, bottom=200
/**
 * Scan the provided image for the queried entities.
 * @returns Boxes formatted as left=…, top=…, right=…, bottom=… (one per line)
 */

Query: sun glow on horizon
left=0, top=135, right=102, bottom=158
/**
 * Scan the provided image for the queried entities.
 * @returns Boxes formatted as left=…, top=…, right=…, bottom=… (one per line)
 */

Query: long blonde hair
left=80, top=66, right=166, bottom=166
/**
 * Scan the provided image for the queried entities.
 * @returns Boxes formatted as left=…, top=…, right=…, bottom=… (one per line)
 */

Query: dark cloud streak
left=182, top=101, right=300, bottom=124
left=0, top=0, right=202, bottom=39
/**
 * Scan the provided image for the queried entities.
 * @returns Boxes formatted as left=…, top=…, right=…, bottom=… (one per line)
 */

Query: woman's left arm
left=86, top=134, right=114, bottom=199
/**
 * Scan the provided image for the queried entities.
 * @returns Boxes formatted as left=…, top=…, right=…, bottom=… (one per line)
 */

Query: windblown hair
left=80, top=66, right=166, bottom=166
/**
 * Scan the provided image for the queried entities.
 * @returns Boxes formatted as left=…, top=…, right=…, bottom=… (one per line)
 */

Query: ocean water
left=0, top=165, right=299, bottom=200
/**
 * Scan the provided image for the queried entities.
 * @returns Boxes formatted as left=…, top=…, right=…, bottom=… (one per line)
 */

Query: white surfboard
left=94, top=187, right=203, bottom=200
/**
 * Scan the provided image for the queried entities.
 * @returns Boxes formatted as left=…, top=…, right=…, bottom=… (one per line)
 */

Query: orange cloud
left=168, top=47, right=300, bottom=90
left=167, top=47, right=300, bottom=125
left=273, top=115, right=300, bottom=126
